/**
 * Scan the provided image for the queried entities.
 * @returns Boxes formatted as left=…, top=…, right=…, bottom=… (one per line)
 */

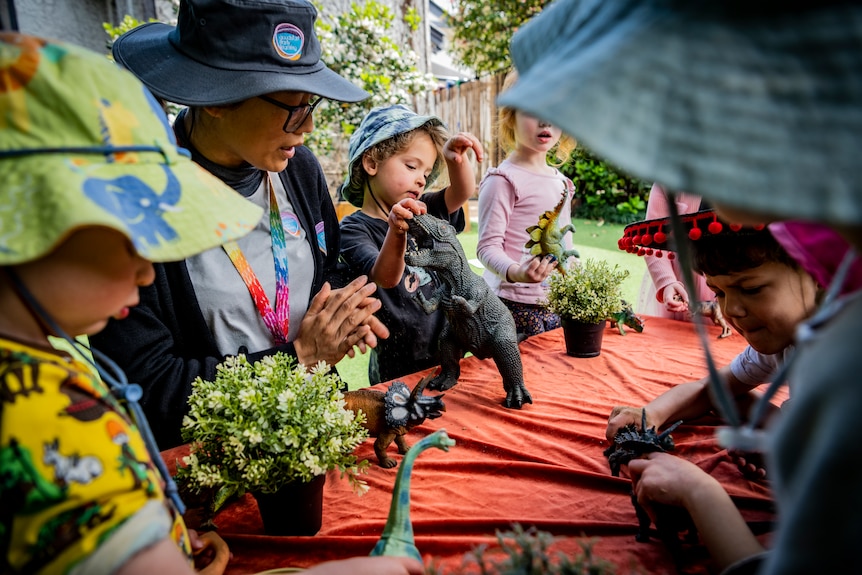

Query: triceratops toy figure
left=344, top=372, right=445, bottom=468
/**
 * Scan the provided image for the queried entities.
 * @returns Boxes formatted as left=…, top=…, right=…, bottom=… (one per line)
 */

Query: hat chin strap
left=366, top=180, right=391, bottom=218
left=2, top=267, right=57, bottom=343
left=3, top=268, right=187, bottom=514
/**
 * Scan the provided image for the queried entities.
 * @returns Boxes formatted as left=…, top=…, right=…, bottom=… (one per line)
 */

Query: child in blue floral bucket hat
left=339, top=104, right=483, bottom=384
left=0, top=34, right=424, bottom=575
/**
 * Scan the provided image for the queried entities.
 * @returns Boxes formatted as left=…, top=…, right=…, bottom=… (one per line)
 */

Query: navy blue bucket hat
left=340, top=104, right=445, bottom=207
left=112, top=0, right=369, bottom=106
left=499, top=0, right=862, bottom=227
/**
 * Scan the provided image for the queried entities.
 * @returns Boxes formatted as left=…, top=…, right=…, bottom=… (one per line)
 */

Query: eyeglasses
left=258, top=95, right=324, bottom=133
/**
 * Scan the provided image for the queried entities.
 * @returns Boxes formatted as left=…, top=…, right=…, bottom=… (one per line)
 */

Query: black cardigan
left=90, top=145, right=343, bottom=448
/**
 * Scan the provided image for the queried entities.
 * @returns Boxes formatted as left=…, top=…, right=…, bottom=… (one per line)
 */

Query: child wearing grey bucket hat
left=504, top=1, right=862, bottom=574
left=91, top=0, right=392, bottom=452
left=339, top=104, right=484, bottom=385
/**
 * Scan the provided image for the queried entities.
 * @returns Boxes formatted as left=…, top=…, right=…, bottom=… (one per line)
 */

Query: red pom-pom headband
left=618, top=209, right=766, bottom=260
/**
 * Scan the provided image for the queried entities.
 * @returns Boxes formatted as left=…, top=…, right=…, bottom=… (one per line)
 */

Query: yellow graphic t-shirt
left=0, top=338, right=191, bottom=574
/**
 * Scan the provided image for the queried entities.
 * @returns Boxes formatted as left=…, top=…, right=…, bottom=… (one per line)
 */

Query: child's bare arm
left=371, top=199, right=427, bottom=288
left=606, top=365, right=747, bottom=441
left=301, top=556, right=424, bottom=575
left=115, top=538, right=196, bottom=575
left=442, top=132, right=484, bottom=213
left=628, top=453, right=764, bottom=571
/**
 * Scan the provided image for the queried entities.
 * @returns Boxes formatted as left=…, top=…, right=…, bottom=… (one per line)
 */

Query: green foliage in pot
left=544, top=259, right=630, bottom=325
left=176, top=353, right=370, bottom=502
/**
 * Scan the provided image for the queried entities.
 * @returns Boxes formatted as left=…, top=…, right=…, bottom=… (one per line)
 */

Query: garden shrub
left=560, top=147, right=651, bottom=224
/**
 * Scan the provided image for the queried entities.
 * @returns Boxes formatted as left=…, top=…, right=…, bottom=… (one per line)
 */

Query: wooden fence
left=429, top=72, right=508, bottom=195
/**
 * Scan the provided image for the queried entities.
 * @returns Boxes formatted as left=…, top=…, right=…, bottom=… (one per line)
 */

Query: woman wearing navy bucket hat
left=92, top=0, right=392, bottom=450
left=501, top=1, right=862, bottom=574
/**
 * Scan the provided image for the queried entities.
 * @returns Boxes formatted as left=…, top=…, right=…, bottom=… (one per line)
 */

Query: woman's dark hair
left=692, top=229, right=800, bottom=277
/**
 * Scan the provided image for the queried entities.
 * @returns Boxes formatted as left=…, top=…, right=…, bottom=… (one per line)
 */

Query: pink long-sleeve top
left=477, top=159, right=576, bottom=305
left=641, top=185, right=713, bottom=318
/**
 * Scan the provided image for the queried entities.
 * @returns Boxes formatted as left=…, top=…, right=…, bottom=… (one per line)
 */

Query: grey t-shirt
left=187, top=173, right=313, bottom=355
left=730, top=344, right=795, bottom=388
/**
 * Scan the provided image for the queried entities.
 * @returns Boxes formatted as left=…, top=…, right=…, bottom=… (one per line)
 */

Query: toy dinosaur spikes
left=370, top=428, right=456, bottom=561
left=524, top=187, right=580, bottom=273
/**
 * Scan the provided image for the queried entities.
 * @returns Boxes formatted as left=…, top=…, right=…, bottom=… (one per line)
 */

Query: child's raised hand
left=443, top=131, right=484, bottom=164
left=389, top=198, right=427, bottom=235
left=662, top=282, right=690, bottom=313
left=506, top=254, right=557, bottom=284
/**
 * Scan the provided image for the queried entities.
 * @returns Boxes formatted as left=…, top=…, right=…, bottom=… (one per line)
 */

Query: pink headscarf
left=768, top=221, right=862, bottom=295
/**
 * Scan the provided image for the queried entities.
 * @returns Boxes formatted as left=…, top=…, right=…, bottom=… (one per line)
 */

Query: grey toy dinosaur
left=690, top=300, right=733, bottom=338
left=404, top=213, right=532, bottom=409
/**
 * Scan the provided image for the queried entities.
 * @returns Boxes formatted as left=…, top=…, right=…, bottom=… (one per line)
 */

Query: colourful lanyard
left=223, top=175, right=290, bottom=344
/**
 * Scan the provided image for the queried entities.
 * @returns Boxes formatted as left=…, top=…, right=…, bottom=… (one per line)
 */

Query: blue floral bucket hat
left=341, top=104, right=445, bottom=207
left=0, top=33, right=263, bottom=265
left=499, top=0, right=862, bottom=228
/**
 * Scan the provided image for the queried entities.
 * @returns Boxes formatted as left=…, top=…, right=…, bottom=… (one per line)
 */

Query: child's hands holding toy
left=389, top=198, right=427, bottom=235
left=443, top=131, right=484, bottom=165
left=662, top=282, right=691, bottom=313
left=606, top=405, right=655, bottom=442
left=506, top=254, right=558, bottom=284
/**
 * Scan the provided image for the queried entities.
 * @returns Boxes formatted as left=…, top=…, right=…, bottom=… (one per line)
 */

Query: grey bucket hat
left=499, top=0, right=862, bottom=227
left=112, top=0, right=369, bottom=106
left=341, top=104, right=445, bottom=207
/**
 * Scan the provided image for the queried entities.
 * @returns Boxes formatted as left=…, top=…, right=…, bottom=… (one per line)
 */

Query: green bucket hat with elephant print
left=0, top=33, right=263, bottom=266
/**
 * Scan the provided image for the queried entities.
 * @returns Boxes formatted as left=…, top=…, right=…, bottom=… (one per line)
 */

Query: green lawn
left=335, top=217, right=645, bottom=390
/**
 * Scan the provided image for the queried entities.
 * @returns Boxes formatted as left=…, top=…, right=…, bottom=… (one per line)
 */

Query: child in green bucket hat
left=0, top=32, right=260, bottom=574
left=0, top=33, right=422, bottom=575
left=338, top=104, right=483, bottom=385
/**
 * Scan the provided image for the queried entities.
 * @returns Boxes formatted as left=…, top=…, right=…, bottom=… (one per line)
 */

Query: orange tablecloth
left=165, top=317, right=782, bottom=575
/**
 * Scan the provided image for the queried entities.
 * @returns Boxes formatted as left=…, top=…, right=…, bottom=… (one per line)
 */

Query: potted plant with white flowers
left=544, top=258, right=630, bottom=357
left=176, top=352, right=370, bottom=536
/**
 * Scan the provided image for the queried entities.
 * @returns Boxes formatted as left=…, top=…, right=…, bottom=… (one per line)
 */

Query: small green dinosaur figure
left=607, top=300, right=645, bottom=335
left=370, top=428, right=456, bottom=562
left=524, top=187, right=580, bottom=273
